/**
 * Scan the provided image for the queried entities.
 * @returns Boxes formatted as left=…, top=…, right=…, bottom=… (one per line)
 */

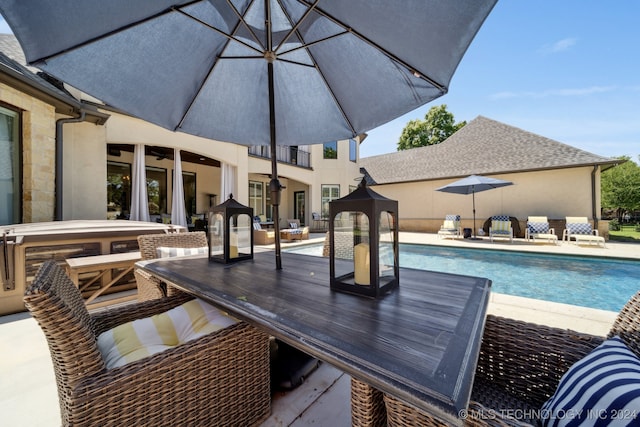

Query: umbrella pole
left=267, top=50, right=282, bottom=270
left=472, top=189, right=476, bottom=238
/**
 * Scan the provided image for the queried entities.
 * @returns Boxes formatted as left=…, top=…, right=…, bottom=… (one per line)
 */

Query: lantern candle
left=230, top=231, right=239, bottom=258
left=354, top=243, right=370, bottom=285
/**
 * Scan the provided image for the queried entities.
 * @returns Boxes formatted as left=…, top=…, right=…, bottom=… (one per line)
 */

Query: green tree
left=397, top=104, right=466, bottom=150
left=601, top=156, right=640, bottom=220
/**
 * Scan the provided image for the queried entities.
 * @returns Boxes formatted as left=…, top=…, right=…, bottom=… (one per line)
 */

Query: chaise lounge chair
left=351, top=290, right=640, bottom=427
left=489, top=215, right=513, bottom=243
left=563, top=216, right=605, bottom=247
left=24, top=261, right=271, bottom=427
left=437, top=214, right=462, bottom=239
left=525, top=216, right=558, bottom=244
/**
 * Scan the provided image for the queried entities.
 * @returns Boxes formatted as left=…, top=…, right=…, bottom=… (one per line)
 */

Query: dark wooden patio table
left=137, top=252, right=491, bottom=425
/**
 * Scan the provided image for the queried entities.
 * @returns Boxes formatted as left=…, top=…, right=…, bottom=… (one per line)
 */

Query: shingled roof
left=360, top=116, right=619, bottom=185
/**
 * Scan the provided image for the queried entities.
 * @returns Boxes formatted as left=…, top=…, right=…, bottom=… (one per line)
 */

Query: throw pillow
left=253, top=222, right=262, bottom=230
left=289, top=222, right=298, bottom=229
left=540, top=336, right=640, bottom=427
left=528, top=222, right=549, bottom=234
left=97, top=298, right=237, bottom=369
left=156, top=246, right=208, bottom=258
left=568, top=223, right=592, bottom=235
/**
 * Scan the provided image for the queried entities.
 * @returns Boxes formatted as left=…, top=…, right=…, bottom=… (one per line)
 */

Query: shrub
left=609, top=218, right=620, bottom=231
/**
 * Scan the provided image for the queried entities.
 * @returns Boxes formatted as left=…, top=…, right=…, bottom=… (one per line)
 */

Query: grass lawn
left=609, top=225, right=640, bottom=242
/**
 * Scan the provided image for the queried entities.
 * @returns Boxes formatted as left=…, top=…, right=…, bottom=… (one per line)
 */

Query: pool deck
left=2, top=232, right=638, bottom=426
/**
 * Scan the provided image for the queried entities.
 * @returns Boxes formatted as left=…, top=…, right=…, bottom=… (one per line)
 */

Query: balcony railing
left=248, top=145, right=311, bottom=168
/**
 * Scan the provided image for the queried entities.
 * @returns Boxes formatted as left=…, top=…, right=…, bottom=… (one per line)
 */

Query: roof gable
left=360, top=116, right=617, bottom=184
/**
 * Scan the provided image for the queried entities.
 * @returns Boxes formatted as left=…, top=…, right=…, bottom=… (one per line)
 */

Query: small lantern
left=329, top=178, right=399, bottom=298
left=207, top=194, right=253, bottom=264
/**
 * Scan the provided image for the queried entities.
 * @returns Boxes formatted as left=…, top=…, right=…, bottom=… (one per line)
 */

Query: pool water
left=285, top=243, right=639, bottom=312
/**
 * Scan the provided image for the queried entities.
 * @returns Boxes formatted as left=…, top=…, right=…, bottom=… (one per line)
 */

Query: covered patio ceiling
left=107, top=144, right=221, bottom=168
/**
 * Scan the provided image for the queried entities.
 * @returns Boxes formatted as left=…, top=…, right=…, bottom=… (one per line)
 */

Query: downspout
left=55, top=111, right=85, bottom=221
left=591, top=165, right=598, bottom=230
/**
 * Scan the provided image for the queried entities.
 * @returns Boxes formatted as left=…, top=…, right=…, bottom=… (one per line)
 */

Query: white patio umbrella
left=171, top=148, right=188, bottom=227
left=436, top=175, right=513, bottom=239
left=129, top=144, right=150, bottom=222
left=0, top=0, right=497, bottom=268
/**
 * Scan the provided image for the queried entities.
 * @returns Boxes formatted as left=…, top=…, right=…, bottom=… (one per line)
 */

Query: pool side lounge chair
left=24, top=261, right=271, bottom=427
left=563, top=216, right=605, bottom=247
left=525, top=216, right=558, bottom=244
left=351, top=290, right=640, bottom=427
left=253, top=221, right=276, bottom=245
left=489, top=215, right=513, bottom=243
left=437, top=214, right=462, bottom=239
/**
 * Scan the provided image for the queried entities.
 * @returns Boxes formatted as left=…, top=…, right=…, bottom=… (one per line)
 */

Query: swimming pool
left=285, top=243, right=639, bottom=312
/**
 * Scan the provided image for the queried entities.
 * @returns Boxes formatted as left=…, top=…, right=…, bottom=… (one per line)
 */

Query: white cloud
left=539, top=37, right=578, bottom=54
left=489, top=86, right=616, bottom=100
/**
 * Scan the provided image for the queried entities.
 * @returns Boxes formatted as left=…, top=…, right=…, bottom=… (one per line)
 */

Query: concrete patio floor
left=1, top=232, right=638, bottom=426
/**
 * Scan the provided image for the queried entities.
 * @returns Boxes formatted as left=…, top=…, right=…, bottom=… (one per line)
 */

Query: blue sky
left=363, top=1, right=640, bottom=162
left=1, top=2, right=638, bottom=162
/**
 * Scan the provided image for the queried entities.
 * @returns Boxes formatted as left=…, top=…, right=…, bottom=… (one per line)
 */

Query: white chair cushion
left=156, top=246, right=208, bottom=258
left=540, top=336, right=640, bottom=426
left=97, top=298, right=237, bottom=369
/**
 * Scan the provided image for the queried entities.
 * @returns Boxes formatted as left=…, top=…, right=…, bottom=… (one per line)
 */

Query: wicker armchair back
left=24, top=260, right=271, bottom=427
left=135, top=231, right=208, bottom=300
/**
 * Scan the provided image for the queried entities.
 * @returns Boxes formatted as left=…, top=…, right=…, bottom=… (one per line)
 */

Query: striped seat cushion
left=527, top=222, right=549, bottom=234
left=97, top=298, right=237, bottom=369
left=156, top=246, right=208, bottom=258
left=540, top=336, right=640, bottom=426
left=568, top=222, right=592, bottom=235
left=491, top=220, right=511, bottom=234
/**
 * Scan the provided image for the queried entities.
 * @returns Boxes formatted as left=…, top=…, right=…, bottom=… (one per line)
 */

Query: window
left=323, top=141, right=337, bottom=159
left=107, top=161, right=131, bottom=219
left=146, top=166, right=167, bottom=215
left=321, top=185, right=340, bottom=218
left=0, top=106, right=20, bottom=225
left=249, top=181, right=264, bottom=216
left=349, top=138, right=357, bottom=162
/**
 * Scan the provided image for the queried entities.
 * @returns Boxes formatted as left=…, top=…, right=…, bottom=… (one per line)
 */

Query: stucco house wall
left=370, top=166, right=602, bottom=236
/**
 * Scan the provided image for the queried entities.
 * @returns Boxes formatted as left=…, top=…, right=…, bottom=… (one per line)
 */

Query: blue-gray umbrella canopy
left=436, top=175, right=513, bottom=239
left=0, top=0, right=497, bottom=267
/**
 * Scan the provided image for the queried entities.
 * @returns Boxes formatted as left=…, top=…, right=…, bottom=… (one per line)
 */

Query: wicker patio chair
left=135, top=231, right=208, bottom=301
left=24, top=260, right=271, bottom=427
left=352, top=290, right=640, bottom=427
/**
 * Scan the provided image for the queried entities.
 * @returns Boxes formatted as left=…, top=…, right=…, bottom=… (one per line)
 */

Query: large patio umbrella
left=0, top=0, right=497, bottom=269
left=436, top=175, right=513, bottom=239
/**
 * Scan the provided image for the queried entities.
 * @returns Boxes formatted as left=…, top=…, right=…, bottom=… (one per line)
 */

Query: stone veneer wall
left=1, top=83, right=56, bottom=222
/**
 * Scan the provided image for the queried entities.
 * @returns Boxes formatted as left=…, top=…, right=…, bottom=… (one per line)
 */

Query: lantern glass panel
left=230, top=213, right=252, bottom=258
left=209, top=212, right=224, bottom=257
left=378, top=211, right=396, bottom=279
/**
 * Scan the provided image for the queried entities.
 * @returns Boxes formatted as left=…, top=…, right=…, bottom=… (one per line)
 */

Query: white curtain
left=221, top=162, right=236, bottom=202
left=171, top=149, right=187, bottom=227
left=129, top=144, right=150, bottom=222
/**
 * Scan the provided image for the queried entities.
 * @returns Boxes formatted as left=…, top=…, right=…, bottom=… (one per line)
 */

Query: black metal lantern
left=329, top=178, right=399, bottom=298
left=207, top=194, right=253, bottom=264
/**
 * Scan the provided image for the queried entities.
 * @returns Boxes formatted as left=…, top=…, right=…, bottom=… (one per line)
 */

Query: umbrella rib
left=277, top=1, right=358, bottom=136
left=273, top=0, right=320, bottom=52
left=297, top=1, right=447, bottom=93
left=174, top=6, right=264, bottom=56
left=27, top=0, right=203, bottom=65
